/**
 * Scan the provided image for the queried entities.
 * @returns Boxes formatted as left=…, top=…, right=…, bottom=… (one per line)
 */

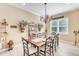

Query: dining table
left=25, top=38, right=45, bottom=56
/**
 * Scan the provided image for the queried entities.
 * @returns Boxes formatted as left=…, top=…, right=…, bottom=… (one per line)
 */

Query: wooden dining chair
left=40, top=37, right=54, bottom=56
left=22, top=37, right=37, bottom=56
left=56, top=34, right=59, bottom=47
left=51, top=32, right=59, bottom=52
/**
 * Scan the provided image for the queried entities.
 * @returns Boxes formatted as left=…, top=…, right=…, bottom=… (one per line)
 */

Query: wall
left=0, top=4, right=40, bottom=47
left=49, top=9, right=79, bottom=43
left=1, top=3, right=79, bottom=47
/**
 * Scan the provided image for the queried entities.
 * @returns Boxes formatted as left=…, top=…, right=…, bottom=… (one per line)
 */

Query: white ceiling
left=9, top=3, right=79, bottom=16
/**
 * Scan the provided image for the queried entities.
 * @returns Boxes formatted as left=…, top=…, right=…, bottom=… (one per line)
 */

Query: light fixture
left=65, top=3, right=71, bottom=5
left=22, top=3, right=26, bottom=6
left=40, top=3, right=48, bottom=24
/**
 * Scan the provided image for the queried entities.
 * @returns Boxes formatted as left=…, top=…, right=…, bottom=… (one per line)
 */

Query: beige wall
left=1, top=3, right=79, bottom=47
left=0, top=4, right=40, bottom=47
left=50, top=9, right=79, bottom=43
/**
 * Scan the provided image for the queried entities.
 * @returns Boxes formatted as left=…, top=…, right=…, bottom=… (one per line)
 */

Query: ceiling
left=9, top=3, right=79, bottom=16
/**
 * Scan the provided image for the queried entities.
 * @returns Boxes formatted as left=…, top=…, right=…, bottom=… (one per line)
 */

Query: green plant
left=19, top=20, right=27, bottom=27
left=19, top=20, right=28, bottom=32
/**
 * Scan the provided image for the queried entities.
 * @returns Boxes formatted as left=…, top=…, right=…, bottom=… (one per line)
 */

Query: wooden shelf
left=28, top=23, right=37, bottom=38
left=0, top=19, right=8, bottom=41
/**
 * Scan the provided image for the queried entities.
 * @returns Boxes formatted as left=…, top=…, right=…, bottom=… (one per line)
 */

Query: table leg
left=37, top=47, right=39, bottom=56
left=52, top=41, right=54, bottom=56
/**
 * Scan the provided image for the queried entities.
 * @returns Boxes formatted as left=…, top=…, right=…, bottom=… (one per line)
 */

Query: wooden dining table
left=25, top=39, right=45, bottom=56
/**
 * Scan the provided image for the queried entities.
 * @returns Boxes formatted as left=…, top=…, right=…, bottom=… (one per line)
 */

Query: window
left=50, top=17, right=68, bottom=34
left=51, top=20, right=58, bottom=32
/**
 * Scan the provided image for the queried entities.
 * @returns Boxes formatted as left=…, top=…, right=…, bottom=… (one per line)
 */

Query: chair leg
left=24, top=50, right=25, bottom=56
left=35, top=52, right=37, bottom=56
left=24, top=53, right=25, bottom=56
left=50, top=44, right=51, bottom=56
left=54, top=41, right=56, bottom=52
left=52, top=44, right=54, bottom=56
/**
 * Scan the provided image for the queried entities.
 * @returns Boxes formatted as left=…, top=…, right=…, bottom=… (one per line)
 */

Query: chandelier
left=40, top=3, right=49, bottom=24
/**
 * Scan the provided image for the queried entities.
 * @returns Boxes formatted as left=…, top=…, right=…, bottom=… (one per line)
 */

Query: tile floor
left=0, top=40, right=79, bottom=56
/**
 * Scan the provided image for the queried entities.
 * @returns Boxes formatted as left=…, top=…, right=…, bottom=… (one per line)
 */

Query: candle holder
left=73, top=30, right=78, bottom=45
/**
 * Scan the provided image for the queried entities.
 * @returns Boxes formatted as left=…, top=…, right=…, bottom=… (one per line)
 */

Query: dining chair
left=40, top=37, right=54, bottom=56
left=56, top=34, right=59, bottom=47
left=22, top=37, right=37, bottom=56
left=51, top=32, right=59, bottom=52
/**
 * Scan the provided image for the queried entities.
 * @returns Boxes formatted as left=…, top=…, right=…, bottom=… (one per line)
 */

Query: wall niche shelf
left=28, top=23, right=37, bottom=39
left=0, top=19, right=8, bottom=43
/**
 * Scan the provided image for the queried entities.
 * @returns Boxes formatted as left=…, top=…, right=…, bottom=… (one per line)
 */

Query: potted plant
left=19, top=20, right=28, bottom=32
